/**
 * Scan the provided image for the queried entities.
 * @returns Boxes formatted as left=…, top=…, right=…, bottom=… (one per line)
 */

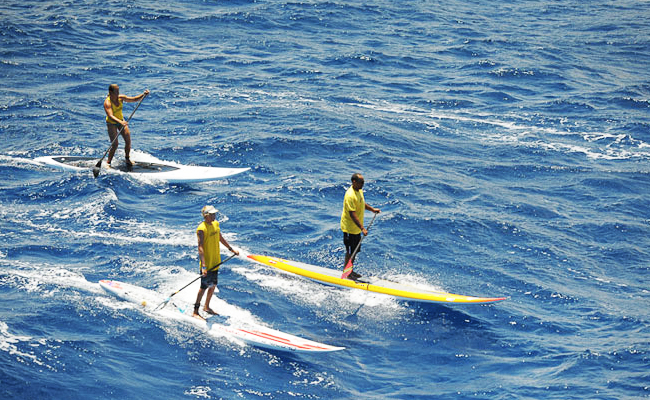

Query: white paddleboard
left=35, top=155, right=249, bottom=183
left=98, top=279, right=344, bottom=353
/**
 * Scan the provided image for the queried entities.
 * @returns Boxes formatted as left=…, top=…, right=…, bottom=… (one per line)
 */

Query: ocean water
left=1, top=0, right=649, bottom=398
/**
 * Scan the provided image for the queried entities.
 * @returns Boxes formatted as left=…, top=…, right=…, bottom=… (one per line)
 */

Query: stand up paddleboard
left=248, top=255, right=506, bottom=304
left=35, top=155, right=249, bottom=183
left=99, top=280, right=343, bottom=353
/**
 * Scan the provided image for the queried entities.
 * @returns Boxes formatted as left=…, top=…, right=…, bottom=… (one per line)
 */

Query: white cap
left=201, top=205, right=218, bottom=216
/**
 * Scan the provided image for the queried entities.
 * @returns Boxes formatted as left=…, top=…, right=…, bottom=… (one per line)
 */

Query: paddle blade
left=341, top=259, right=354, bottom=279
left=153, top=297, right=170, bottom=311
left=92, top=160, right=102, bottom=178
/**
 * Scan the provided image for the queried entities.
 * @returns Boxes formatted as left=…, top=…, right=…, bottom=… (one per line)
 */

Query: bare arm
left=122, top=90, right=149, bottom=103
left=350, top=205, right=380, bottom=236
left=348, top=210, right=368, bottom=236
left=365, top=203, right=380, bottom=214
left=220, top=233, right=239, bottom=256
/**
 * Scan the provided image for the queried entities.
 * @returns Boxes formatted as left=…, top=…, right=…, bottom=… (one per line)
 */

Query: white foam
left=0, top=154, right=45, bottom=168
left=0, top=259, right=103, bottom=295
left=1, top=196, right=196, bottom=248
left=237, top=255, right=408, bottom=322
left=0, top=321, right=48, bottom=367
left=349, top=99, right=650, bottom=161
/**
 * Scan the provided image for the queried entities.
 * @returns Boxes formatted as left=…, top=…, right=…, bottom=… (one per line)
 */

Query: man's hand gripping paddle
left=341, top=212, right=378, bottom=279
left=153, top=253, right=237, bottom=311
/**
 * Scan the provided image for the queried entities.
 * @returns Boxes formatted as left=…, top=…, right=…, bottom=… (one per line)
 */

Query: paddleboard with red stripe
left=99, top=279, right=344, bottom=353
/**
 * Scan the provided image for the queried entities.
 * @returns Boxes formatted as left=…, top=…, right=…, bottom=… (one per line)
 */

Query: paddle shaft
left=93, top=92, right=148, bottom=177
left=154, top=253, right=236, bottom=311
left=342, top=212, right=377, bottom=278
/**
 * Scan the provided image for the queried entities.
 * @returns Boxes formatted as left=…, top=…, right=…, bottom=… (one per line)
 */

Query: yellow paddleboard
left=248, top=255, right=506, bottom=304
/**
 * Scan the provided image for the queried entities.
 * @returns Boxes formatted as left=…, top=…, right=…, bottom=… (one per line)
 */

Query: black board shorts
left=200, top=270, right=219, bottom=289
left=343, top=232, right=361, bottom=254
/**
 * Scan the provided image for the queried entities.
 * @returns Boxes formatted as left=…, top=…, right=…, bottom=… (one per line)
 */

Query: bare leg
left=106, top=124, right=119, bottom=165
left=193, top=288, right=206, bottom=319
left=122, top=126, right=132, bottom=165
left=203, top=286, right=217, bottom=315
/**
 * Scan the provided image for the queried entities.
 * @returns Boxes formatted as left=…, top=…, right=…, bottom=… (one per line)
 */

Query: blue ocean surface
left=1, top=0, right=649, bottom=398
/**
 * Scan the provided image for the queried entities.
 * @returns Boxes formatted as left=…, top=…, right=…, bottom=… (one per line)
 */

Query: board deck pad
left=98, top=279, right=344, bottom=353
left=248, top=254, right=506, bottom=304
left=35, top=155, right=250, bottom=183
left=46, top=156, right=179, bottom=173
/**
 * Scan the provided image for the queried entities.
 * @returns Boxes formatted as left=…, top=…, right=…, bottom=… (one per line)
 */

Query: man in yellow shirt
left=340, top=173, right=380, bottom=280
left=193, top=205, right=239, bottom=319
left=103, top=84, right=149, bottom=167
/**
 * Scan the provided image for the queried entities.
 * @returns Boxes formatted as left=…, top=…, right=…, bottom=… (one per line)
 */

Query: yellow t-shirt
left=197, top=220, right=222, bottom=272
left=340, top=186, right=365, bottom=234
left=105, top=95, right=123, bottom=124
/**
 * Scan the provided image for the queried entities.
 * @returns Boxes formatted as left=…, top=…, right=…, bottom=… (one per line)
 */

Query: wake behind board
left=98, top=280, right=343, bottom=353
left=35, top=155, right=249, bottom=183
left=247, top=255, right=506, bottom=304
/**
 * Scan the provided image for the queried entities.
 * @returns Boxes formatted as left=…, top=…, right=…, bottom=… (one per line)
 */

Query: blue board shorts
left=200, top=270, right=219, bottom=289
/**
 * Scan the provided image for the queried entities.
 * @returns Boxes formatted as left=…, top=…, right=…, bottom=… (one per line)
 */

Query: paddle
left=153, top=253, right=237, bottom=311
left=341, top=212, right=378, bottom=279
left=93, top=92, right=149, bottom=178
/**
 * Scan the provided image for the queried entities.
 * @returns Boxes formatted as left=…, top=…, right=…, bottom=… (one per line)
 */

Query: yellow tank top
left=197, top=220, right=222, bottom=272
left=105, top=95, right=123, bottom=124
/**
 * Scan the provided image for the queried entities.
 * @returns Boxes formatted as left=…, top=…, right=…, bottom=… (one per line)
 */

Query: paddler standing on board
left=341, top=173, right=380, bottom=280
left=193, top=205, right=239, bottom=320
left=103, top=84, right=149, bottom=168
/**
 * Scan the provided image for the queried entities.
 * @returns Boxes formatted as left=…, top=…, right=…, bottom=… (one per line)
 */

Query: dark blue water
left=1, top=0, right=649, bottom=398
